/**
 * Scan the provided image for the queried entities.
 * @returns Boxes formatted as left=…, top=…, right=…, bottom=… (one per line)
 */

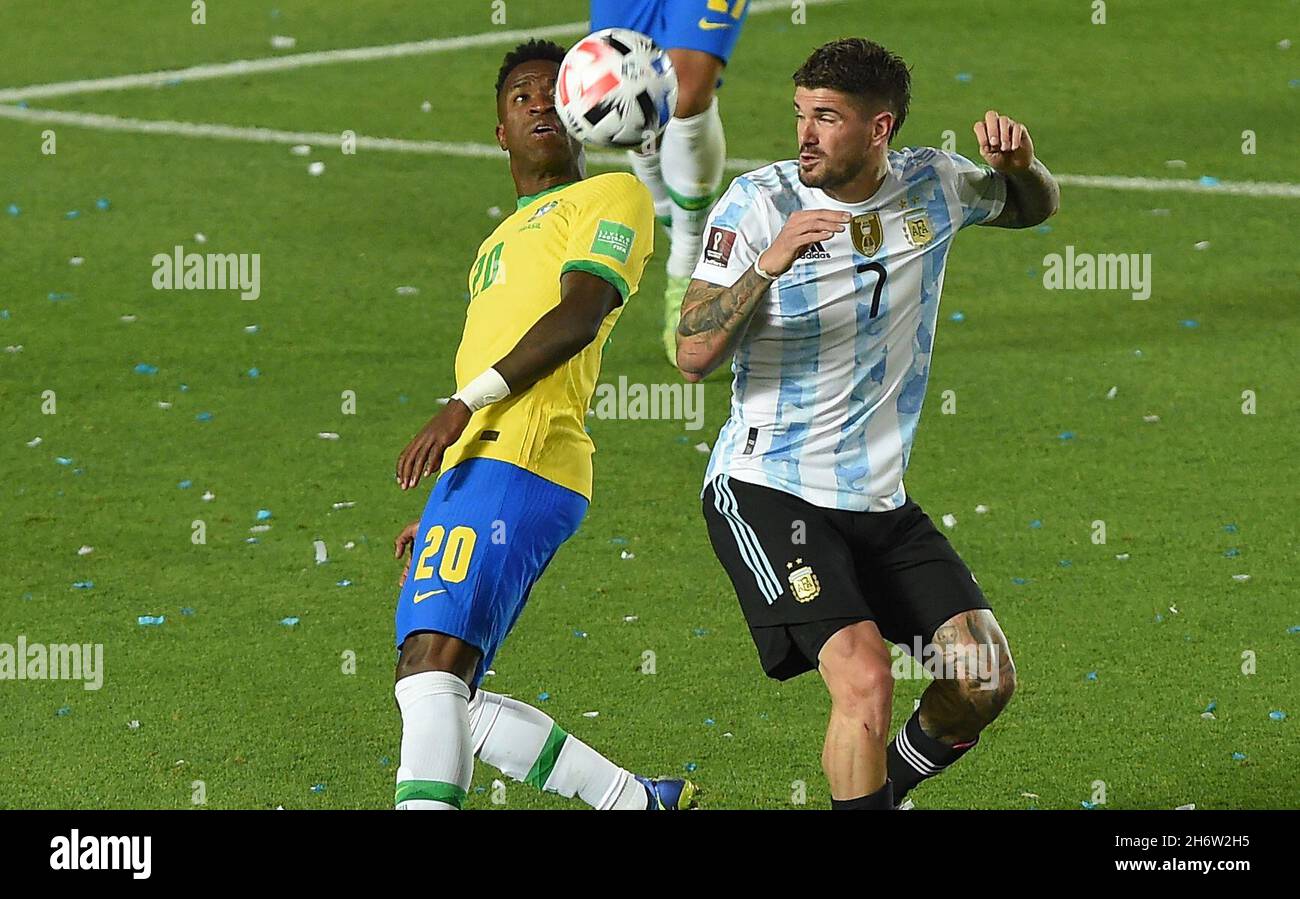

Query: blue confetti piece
left=1081, top=800, right=1097, bottom=809
left=1198, top=176, right=1220, bottom=187
left=398, top=394, right=409, bottom=404
left=181, top=607, right=196, bottom=616
left=609, top=536, right=629, bottom=545
left=163, top=77, right=183, bottom=87
left=55, top=457, right=73, bottom=466
left=1035, top=224, right=1053, bottom=234
left=1154, top=613, right=1164, bottom=623
left=685, top=761, right=698, bottom=772
left=1269, top=710, right=1286, bottom=721
left=379, top=756, right=391, bottom=767
left=246, top=367, right=260, bottom=378
left=134, top=362, right=158, bottom=375
left=537, top=691, right=550, bottom=702
left=56, top=705, right=71, bottom=717
left=1058, top=431, right=1075, bottom=440
left=473, top=786, right=486, bottom=794
left=1011, top=577, right=1027, bottom=585
left=1287, top=625, right=1300, bottom=635
left=1232, top=752, right=1247, bottom=761
left=137, top=615, right=165, bottom=626
left=955, top=72, right=972, bottom=82
left=195, top=411, right=213, bottom=422
left=72, top=580, right=94, bottom=589
left=1290, top=78, right=1300, bottom=89
left=5, top=204, right=19, bottom=216
left=1179, top=319, right=1199, bottom=328
left=1224, top=548, right=1240, bottom=557
left=64, top=210, right=80, bottom=219
left=1058, top=559, right=1072, bottom=567
left=256, top=509, right=272, bottom=520
left=1204, top=700, right=1217, bottom=713
left=1085, top=671, right=1099, bottom=682
left=949, top=311, right=965, bottom=322
left=704, top=718, right=715, bottom=727
left=0, top=309, right=9, bottom=318
left=693, top=627, right=709, bottom=637
left=336, top=579, right=352, bottom=587
left=95, top=198, right=110, bottom=210
left=179, top=384, right=190, bottom=392
left=280, top=616, right=299, bottom=626
left=675, top=435, right=691, bottom=444
left=47, top=291, right=72, bottom=301
left=21, top=592, right=32, bottom=601
left=245, top=537, right=259, bottom=544
left=310, top=783, right=326, bottom=794
left=572, top=629, right=587, bottom=638
left=177, top=479, right=192, bottom=489
left=1029, top=519, right=1043, bottom=529
left=1222, top=524, right=1238, bottom=534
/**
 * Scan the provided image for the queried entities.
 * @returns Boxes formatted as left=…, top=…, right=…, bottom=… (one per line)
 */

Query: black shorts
left=702, top=474, right=991, bottom=681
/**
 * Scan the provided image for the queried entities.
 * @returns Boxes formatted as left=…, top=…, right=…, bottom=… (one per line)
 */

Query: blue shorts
left=394, top=458, right=588, bottom=688
left=591, top=0, right=751, bottom=64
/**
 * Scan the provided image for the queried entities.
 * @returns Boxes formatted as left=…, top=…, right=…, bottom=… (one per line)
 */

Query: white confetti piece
left=582, top=711, right=599, bottom=718
left=1169, top=604, right=1179, bottom=615
left=485, top=669, right=496, bottom=677
left=128, top=720, right=140, bottom=731
left=290, top=144, right=311, bottom=156
left=1232, top=574, right=1251, bottom=582
left=344, top=541, right=356, bottom=550
left=307, top=161, right=325, bottom=176
left=1150, top=208, right=1171, bottom=216
left=1194, top=240, right=1211, bottom=251
left=250, top=524, right=271, bottom=533
left=1021, top=792, right=1040, bottom=799
left=694, top=442, right=710, bottom=454
left=5, top=345, right=23, bottom=353
left=1200, top=712, right=1216, bottom=720
left=157, top=401, right=172, bottom=409
left=318, top=432, right=340, bottom=440
left=202, top=491, right=215, bottom=502
left=396, top=285, right=419, bottom=296
left=1115, top=553, right=1131, bottom=561
left=1176, top=803, right=1196, bottom=810
left=487, top=206, right=502, bottom=219
left=1278, top=39, right=1292, bottom=50
left=26, top=436, right=42, bottom=448
left=270, top=35, right=297, bottom=49
left=1165, top=159, right=1187, bottom=168
left=69, top=256, right=84, bottom=266
left=313, top=540, right=328, bottom=565
left=1143, top=414, right=1161, bottom=423
left=420, top=100, right=432, bottom=113
left=620, top=550, right=636, bottom=560
left=1106, top=385, right=1118, bottom=399
left=974, top=504, right=989, bottom=514
left=77, top=545, right=94, bottom=556
left=332, top=501, right=355, bottom=510
left=194, top=233, right=207, bottom=244
left=722, top=732, right=733, bottom=738
left=120, top=314, right=137, bottom=322
left=941, top=513, right=957, bottom=529
left=244, top=324, right=259, bottom=333
left=623, top=615, right=638, bottom=623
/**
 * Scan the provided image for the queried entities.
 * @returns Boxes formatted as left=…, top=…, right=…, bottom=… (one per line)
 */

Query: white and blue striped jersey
left=692, top=148, right=1006, bottom=512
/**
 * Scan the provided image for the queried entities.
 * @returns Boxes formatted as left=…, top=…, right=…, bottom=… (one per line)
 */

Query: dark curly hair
left=495, top=38, right=567, bottom=96
left=793, top=38, right=911, bottom=139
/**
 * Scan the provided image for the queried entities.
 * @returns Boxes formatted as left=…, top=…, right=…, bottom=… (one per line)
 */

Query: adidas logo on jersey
left=797, top=240, right=832, bottom=260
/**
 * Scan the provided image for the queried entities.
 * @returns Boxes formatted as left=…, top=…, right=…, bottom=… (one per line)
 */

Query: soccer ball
left=556, top=28, right=678, bottom=149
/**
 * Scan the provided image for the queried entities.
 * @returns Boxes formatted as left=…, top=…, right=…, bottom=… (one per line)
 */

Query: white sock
left=661, top=97, right=727, bottom=279
left=467, top=689, right=649, bottom=810
left=395, top=671, right=473, bottom=810
left=628, top=148, right=673, bottom=221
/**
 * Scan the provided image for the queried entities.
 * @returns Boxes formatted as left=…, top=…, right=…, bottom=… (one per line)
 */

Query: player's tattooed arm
left=675, top=268, right=773, bottom=381
left=676, top=209, right=851, bottom=381
left=973, top=109, right=1060, bottom=229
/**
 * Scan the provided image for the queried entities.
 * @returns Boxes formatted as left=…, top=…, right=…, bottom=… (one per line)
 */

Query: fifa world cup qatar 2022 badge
left=851, top=211, right=883, bottom=256
left=902, top=208, right=935, bottom=248
left=703, top=226, right=737, bottom=266
left=787, top=558, right=820, bottom=603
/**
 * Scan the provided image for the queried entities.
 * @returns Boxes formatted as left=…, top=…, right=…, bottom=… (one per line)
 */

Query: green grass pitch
left=0, top=0, right=1296, bottom=809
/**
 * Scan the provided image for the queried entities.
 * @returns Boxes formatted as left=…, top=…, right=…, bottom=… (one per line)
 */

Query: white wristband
left=753, top=255, right=778, bottom=281
left=451, top=367, right=510, bottom=412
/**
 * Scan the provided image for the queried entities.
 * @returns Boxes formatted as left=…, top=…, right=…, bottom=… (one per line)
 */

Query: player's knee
left=824, top=657, right=893, bottom=729
left=395, top=631, right=479, bottom=685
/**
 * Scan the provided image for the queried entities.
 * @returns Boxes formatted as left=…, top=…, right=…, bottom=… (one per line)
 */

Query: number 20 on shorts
left=414, top=525, right=477, bottom=583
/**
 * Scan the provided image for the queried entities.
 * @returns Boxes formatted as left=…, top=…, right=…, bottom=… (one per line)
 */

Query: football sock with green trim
left=394, top=671, right=473, bottom=810
left=628, top=146, right=673, bottom=222
left=661, top=97, right=726, bottom=279
left=467, top=689, right=647, bottom=810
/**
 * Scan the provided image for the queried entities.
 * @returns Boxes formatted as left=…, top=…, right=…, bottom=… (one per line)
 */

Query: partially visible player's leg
left=394, top=633, right=479, bottom=810
left=888, top=609, right=1016, bottom=804
left=815, top=620, right=896, bottom=809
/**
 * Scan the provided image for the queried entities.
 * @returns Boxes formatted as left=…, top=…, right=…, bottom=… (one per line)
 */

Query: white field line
left=0, top=0, right=841, bottom=103
left=1, top=104, right=1297, bottom=199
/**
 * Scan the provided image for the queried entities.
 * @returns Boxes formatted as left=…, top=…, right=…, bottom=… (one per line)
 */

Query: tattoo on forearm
left=677, top=267, right=772, bottom=340
left=992, top=158, right=1059, bottom=229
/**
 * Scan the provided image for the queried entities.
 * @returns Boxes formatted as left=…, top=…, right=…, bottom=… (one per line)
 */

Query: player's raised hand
left=396, top=400, right=471, bottom=491
left=758, top=209, right=852, bottom=278
left=974, top=109, right=1035, bottom=173
left=394, top=519, right=421, bottom=586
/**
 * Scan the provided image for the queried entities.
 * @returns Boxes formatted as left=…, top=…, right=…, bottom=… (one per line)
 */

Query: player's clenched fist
left=757, top=209, right=852, bottom=278
left=396, top=399, right=471, bottom=490
left=974, top=109, right=1036, bottom=173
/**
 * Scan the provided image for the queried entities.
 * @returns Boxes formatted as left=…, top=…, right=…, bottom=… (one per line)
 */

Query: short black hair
left=495, top=38, right=567, bottom=96
left=793, top=38, right=911, bottom=139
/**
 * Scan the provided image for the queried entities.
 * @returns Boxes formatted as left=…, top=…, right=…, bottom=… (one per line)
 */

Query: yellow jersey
left=439, top=172, right=655, bottom=499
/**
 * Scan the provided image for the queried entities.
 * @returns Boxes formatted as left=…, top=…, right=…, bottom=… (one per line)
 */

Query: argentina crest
left=851, top=211, right=883, bottom=256
left=902, top=208, right=935, bottom=247
left=786, top=558, right=820, bottom=603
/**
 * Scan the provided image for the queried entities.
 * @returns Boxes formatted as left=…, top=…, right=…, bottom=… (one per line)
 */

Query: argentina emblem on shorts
left=786, top=559, right=820, bottom=603
left=851, top=211, right=883, bottom=256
